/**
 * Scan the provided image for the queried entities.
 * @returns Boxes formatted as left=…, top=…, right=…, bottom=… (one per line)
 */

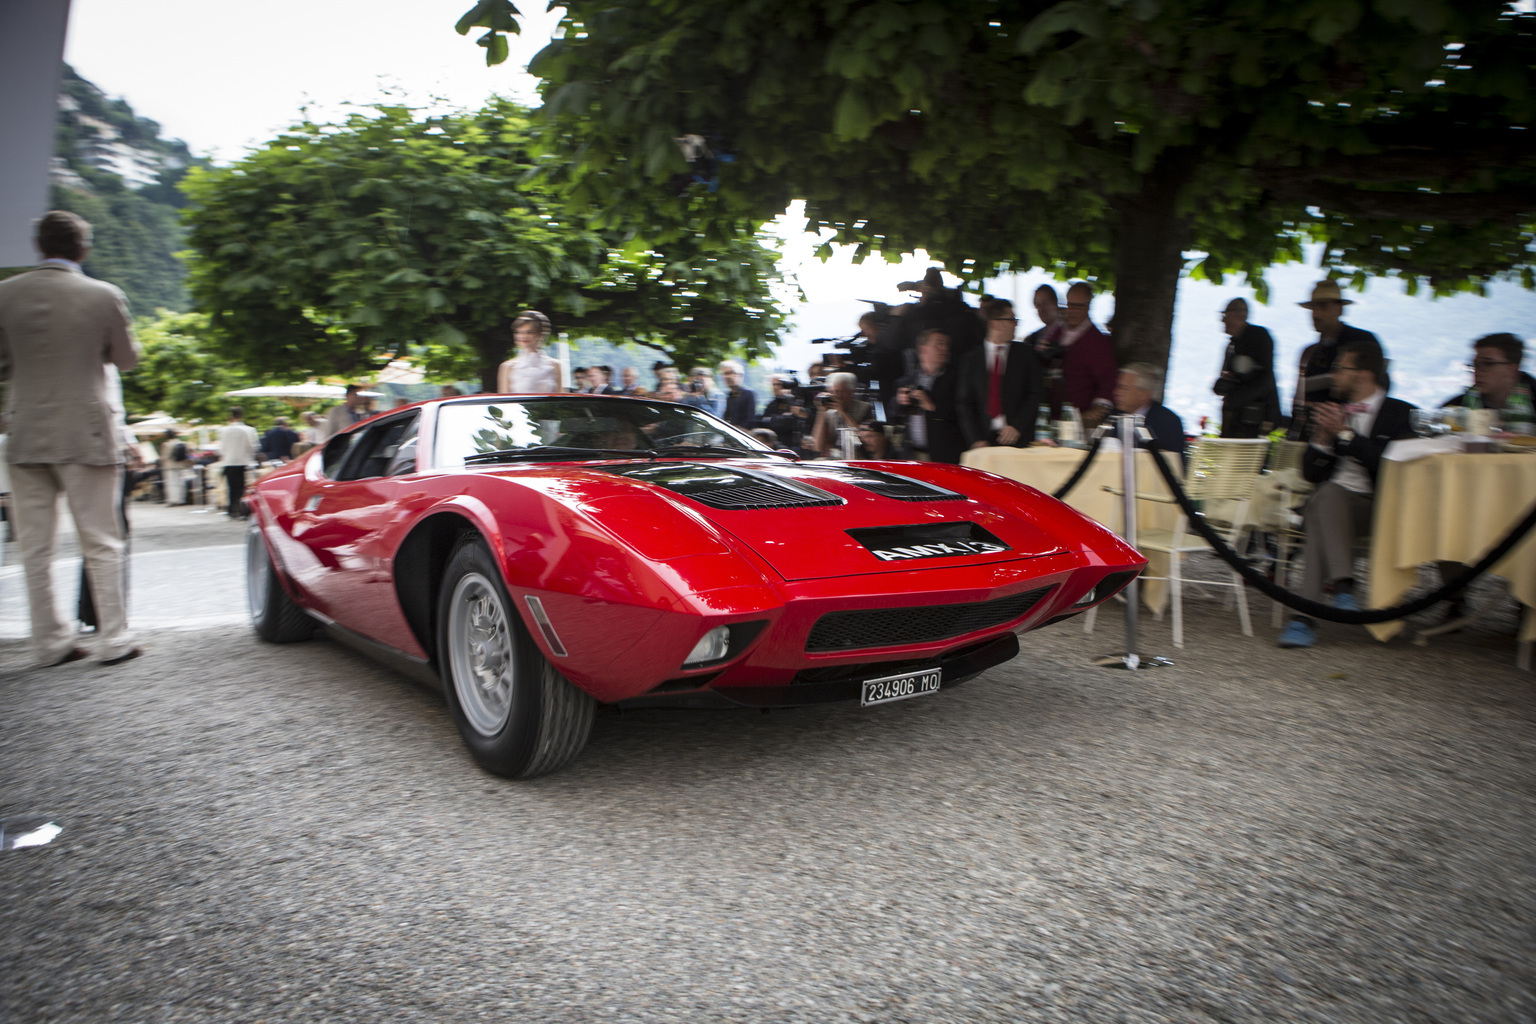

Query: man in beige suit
left=0, top=211, right=143, bottom=666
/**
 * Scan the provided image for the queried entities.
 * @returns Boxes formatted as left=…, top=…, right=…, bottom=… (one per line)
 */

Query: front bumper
left=615, top=632, right=1021, bottom=709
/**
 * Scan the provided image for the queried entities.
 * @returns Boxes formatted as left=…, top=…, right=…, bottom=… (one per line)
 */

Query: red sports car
left=246, top=395, right=1144, bottom=777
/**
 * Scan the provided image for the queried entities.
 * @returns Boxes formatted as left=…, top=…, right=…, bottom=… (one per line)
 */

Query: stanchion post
left=1119, top=413, right=1139, bottom=654
left=1094, top=413, right=1172, bottom=671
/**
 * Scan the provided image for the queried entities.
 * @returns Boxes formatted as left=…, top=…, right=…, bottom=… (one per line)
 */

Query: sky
left=61, top=0, right=1536, bottom=424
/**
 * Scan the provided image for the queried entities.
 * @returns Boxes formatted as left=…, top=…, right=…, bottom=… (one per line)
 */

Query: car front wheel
left=438, top=536, right=595, bottom=779
left=247, top=519, right=317, bottom=643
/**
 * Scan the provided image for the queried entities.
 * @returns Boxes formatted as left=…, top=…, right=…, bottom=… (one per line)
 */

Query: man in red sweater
left=1056, top=282, right=1118, bottom=428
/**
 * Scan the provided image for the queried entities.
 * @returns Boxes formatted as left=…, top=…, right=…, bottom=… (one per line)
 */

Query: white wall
left=0, top=0, right=72, bottom=266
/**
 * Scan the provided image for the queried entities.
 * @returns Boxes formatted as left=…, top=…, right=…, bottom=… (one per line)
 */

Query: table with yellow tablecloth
left=960, top=445, right=1182, bottom=613
left=1367, top=452, right=1536, bottom=651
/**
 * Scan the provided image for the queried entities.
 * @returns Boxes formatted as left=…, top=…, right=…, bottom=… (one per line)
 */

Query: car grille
left=805, top=587, right=1053, bottom=652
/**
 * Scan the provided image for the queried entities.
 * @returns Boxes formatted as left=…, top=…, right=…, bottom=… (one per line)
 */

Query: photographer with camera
left=890, top=329, right=964, bottom=463
left=811, top=372, right=872, bottom=459
left=682, top=366, right=724, bottom=415
left=761, top=376, right=809, bottom=453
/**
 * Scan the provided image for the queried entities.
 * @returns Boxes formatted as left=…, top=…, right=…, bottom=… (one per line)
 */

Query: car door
left=288, top=412, right=428, bottom=654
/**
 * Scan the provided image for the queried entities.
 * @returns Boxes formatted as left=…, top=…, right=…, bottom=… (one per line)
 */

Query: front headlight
left=683, top=626, right=732, bottom=667
left=679, top=620, right=768, bottom=670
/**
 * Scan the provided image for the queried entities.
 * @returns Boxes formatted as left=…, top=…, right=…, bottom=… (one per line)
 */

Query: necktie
left=988, top=346, right=1004, bottom=419
left=1344, top=402, right=1369, bottom=414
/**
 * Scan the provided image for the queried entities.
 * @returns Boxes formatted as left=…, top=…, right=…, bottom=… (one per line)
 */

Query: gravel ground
left=1, top=504, right=1533, bottom=1023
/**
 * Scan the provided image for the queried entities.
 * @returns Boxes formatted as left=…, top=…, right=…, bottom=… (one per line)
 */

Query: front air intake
left=805, top=586, right=1053, bottom=652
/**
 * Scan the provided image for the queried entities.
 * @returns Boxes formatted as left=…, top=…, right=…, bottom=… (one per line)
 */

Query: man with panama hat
left=1290, top=279, right=1384, bottom=440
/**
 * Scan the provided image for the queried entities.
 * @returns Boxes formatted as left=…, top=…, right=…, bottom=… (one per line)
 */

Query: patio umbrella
left=127, top=412, right=182, bottom=435
left=221, top=384, right=382, bottom=407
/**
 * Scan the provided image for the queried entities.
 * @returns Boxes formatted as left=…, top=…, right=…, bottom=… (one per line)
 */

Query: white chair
left=1261, top=440, right=1314, bottom=626
left=1093, top=438, right=1270, bottom=648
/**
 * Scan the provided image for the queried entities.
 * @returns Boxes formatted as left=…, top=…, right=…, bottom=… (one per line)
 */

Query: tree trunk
left=1109, top=151, right=1195, bottom=398
left=477, top=323, right=513, bottom=393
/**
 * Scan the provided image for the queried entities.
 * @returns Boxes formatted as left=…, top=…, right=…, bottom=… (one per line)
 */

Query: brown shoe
left=100, top=647, right=143, bottom=667
left=47, top=647, right=90, bottom=667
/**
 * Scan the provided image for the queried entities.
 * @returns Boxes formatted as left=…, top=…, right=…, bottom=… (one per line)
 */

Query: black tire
left=247, top=519, right=318, bottom=643
left=437, top=536, right=595, bottom=779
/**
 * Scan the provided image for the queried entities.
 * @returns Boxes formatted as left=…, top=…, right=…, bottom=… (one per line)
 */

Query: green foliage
left=182, top=101, right=788, bottom=390
left=483, top=0, right=1536, bottom=370
left=50, top=66, right=203, bottom=315
left=49, top=181, right=187, bottom=317
left=456, top=0, right=522, bottom=65
left=120, top=310, right=291, bottom=427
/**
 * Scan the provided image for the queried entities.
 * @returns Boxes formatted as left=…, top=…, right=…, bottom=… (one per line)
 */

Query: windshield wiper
left=465, top=446, right=655, bottom=464
left=649, top=444, right=793, bottom=459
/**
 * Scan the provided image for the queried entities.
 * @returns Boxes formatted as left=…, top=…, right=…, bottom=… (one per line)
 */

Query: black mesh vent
left=683, top=482, right=842, bottom=510
left=599, top=463, right=842, bottom=510
left=799, top=465, right=968, bottom=502
left=806, top=587, right=1053, bottom=652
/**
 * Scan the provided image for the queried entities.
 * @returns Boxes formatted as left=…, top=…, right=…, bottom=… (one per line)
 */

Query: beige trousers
left=1301, top=480, right=1374, bottom=603
left=7, top=462, right=134, bottom=664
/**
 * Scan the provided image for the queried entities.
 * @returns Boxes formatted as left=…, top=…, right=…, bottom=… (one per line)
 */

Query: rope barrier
left=1051, top=431, right=1104, bottom=501
left=1140, top=445, right=1536, bottom=625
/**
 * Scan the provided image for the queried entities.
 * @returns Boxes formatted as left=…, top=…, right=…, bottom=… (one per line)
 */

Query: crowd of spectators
left=4, top=213, right=1531, bottom=668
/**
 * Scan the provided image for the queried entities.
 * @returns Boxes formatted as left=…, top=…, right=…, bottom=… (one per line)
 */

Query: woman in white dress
left=496, top=310, right=562, bottom=394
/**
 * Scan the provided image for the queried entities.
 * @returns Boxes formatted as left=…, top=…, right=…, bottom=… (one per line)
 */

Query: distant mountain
left=48, top=65, right=204, bottom=315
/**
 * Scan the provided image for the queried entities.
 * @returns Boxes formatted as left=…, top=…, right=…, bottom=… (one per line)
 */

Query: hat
left=1299, top=280, right=1353, bottom=308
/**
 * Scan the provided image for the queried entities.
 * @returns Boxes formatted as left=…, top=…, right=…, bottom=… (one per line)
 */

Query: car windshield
left=433, top=396, right=774, bottom=469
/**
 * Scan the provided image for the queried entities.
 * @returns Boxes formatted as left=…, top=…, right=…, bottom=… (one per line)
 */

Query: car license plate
left=861, top=668, right=942, bottom=707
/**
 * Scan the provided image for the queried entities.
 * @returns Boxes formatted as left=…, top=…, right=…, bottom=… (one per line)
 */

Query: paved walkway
left=0, top=498, right=248, bottom=641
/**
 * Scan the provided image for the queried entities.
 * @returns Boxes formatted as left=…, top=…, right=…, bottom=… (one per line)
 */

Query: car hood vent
left=599, top=462, right=844, bottom=510
left=794, top=465, right=968, bottom=502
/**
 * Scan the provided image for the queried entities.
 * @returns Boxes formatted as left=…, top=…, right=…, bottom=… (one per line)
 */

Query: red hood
left=489, top=459, right=1092, bottom=582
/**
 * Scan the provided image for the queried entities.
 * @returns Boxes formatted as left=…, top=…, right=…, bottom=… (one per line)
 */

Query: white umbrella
left=374, top=358, right=426, bottom=385
left=223, top=384, right=348, bottom=400
left=222, top=383, right=383, bottom=408
left=127, top=412, right=182, bottom=436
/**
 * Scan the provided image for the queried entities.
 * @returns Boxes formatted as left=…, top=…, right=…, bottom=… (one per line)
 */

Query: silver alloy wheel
left=447, top=571, right=517, bottom=736
left=246, top=521, right=269, bottom=621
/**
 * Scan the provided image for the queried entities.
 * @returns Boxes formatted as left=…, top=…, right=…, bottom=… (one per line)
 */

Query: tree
left=182, top=101, right=788, bottom=392
left=51, top=66, right=203, bottom=315
left=460, top=0, right=1536, bottom=373
left=120, top=310, right=291, bottom=427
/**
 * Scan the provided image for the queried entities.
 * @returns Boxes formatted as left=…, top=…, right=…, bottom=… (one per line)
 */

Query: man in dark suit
left=1113, top=363, right=1187, bottom=466
left=891, top=329, right=965, bottom=463
left=1291, top=279, right=1384, bottom=440
left=1279, top=339, right=1416, bottom=649
left=719, top=360, right=758, bottom=429
left=957, top=299, right=1044, bottom=450
left=1213, top=298, right=1282, bottom=438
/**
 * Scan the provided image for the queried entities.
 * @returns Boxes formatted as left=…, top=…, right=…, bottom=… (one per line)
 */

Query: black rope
left=1051, top=431, right=1105, bottom=500
left=1140, top=445, right=1536, bottom=625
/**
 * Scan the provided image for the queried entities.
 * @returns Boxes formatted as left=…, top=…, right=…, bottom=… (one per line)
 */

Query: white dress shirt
left=1312, top=387, right=1385, bottom=495
left=220, top=421, right=259, bottom=467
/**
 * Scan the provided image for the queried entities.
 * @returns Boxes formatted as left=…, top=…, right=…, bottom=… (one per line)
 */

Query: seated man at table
left=1112, top=362, right=1187, bottom=466
left=1433, top=332, right=1536, bottom=621
left=1439, top=332, right=1535, bottom=433
left=1279, top=340, right=1417, bottom=649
